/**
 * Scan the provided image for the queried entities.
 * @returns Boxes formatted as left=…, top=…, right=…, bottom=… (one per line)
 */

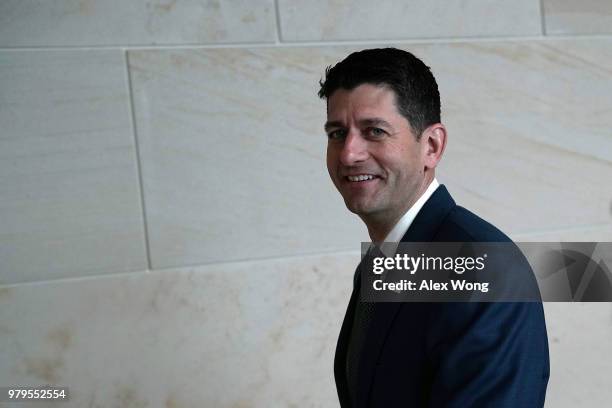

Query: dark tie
left=345, top=247, right=380, bottom=405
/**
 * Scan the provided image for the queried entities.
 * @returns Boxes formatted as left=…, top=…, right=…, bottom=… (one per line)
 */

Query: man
left=319, top=48, right=550, bottom=407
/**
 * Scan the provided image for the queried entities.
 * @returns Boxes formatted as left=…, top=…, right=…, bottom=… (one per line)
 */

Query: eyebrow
left=324, top=118, right=395, bottom=132
left=324, top=121, right=344, bottom=132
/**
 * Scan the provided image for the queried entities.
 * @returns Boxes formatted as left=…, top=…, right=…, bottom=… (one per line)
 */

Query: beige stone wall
left=1, top=1, right=611, bottom=406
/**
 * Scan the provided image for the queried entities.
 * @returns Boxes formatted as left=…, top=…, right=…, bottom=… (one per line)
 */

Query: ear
left=421, top=123, right=447, bottom=170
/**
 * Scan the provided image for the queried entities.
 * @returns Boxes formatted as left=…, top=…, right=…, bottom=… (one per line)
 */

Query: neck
left=365, top=220, right=398, bottom=244
left=363, top=173, right=434, bottom=243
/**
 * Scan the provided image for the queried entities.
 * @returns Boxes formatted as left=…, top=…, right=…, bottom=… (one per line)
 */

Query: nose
left=339, top=130, right=369, bottom=166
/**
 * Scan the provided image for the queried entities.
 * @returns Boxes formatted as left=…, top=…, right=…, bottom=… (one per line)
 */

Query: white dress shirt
left=378, top=178, right=440, bottom=256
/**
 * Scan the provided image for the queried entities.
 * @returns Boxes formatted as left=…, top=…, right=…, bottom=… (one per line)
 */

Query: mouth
left=344, top=174, right=380, bottom=183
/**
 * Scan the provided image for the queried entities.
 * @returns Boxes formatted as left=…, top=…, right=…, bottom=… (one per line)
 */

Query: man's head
left=319, top=48, right=447, bottom=238
left=318, top=47, right=441, bottom=139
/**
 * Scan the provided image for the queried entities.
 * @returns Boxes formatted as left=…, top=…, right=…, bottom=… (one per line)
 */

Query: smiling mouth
left=345, top=174, right=379, bottom=182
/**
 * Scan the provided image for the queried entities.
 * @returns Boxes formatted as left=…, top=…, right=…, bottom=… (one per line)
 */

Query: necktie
left=345, top=246, right=380, bottom=405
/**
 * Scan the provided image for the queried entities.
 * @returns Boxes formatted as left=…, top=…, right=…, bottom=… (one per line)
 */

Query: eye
left=327, top=129, right=347, bottom=140
left=367, top=127, right=387, bottom=138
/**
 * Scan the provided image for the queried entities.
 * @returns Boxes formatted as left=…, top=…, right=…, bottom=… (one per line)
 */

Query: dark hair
left=318, top=48, right=441, bottom=138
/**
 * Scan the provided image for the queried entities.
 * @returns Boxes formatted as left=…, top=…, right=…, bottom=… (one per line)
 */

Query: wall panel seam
left=8, top=33, right=612, bottom=52
left=274, top=0, right=283, bottom=43
left=539, top=0, right=547, bottom=35
left=124, top=49, right=153, bottom=272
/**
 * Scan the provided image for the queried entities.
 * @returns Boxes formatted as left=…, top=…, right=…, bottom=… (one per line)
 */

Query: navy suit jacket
left=334, top=185, right=550, bottom=407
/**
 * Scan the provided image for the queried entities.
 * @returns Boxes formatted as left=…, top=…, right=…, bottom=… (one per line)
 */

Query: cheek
left=326, top=148, right=337, bottom=176
left=391, top=152, right=421, bottom=179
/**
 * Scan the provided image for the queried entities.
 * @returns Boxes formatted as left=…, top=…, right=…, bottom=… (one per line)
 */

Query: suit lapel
left=352, top=184, right=456, bottom=407
left=400, top=184, right=456, bottom=244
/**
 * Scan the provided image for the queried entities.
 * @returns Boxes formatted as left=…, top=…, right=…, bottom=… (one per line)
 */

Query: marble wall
left=1, top=1, right=611, bottom=407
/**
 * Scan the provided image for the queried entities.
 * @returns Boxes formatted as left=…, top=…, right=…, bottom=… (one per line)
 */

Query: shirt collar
left=378, top=178, right=440, bottom=256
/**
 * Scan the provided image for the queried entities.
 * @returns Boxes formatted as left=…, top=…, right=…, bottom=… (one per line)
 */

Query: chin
left=344, top=200, right=377, bottom=216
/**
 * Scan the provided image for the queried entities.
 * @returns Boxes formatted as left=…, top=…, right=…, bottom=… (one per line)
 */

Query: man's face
left=325, top=83, right=429, bottom=225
